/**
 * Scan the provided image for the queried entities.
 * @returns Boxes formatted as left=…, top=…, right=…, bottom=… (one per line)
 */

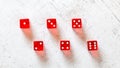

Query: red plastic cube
left=34, top=41, right=44, bottom=51
left=20, top=19, right=30, bottom=28
left=87, top=40, right=98, bottom=51
left=47, top=18, right=57, bottom=28
left=72, top=18, right=82, bottom=28
left=60, top=40, right=70, bottom=50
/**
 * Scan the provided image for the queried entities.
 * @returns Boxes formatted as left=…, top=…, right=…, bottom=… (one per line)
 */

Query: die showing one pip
left=60, top=40, right=70, bottom=50
left=47, top=18, right=57, bottom=28
left=34, top=41, right=44, bottom=51
left=20, top=19, right=30, bottom=28
left=87, top=40, right=98, bottom=51
left=72, top=18, right=82, bottom=28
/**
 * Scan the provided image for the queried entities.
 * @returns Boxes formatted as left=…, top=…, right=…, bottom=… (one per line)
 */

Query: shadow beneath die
left=90, top=50, right=102, bottom=63
left=62, top=50, right=75, bottom=62
left=73, top=28, right=87, bottom=42
left=35, top=50, right=48, bottom=62
left=48, top=28, right=61, bottom=41
left=22, top=28, right=34, bottom=41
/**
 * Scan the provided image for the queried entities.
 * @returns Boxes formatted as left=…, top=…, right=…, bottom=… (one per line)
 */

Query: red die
left=60, top=40, right=70, bottom=50
left=47, top=18, right=57, bottom=28
left=20, top=19, right=30, bottom=28
left=72, top=18, right=82, bottom=28
left=87, top=40, right=98, bottom=51
left=34, top=41, right=44, bottom=51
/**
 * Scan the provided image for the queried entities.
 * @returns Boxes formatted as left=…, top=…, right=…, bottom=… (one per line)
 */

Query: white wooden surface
left=0, top=0, right=120, bottom=68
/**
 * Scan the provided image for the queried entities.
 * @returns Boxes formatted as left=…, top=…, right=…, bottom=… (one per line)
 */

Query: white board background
left=0, top=0, right=120, bottom=68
